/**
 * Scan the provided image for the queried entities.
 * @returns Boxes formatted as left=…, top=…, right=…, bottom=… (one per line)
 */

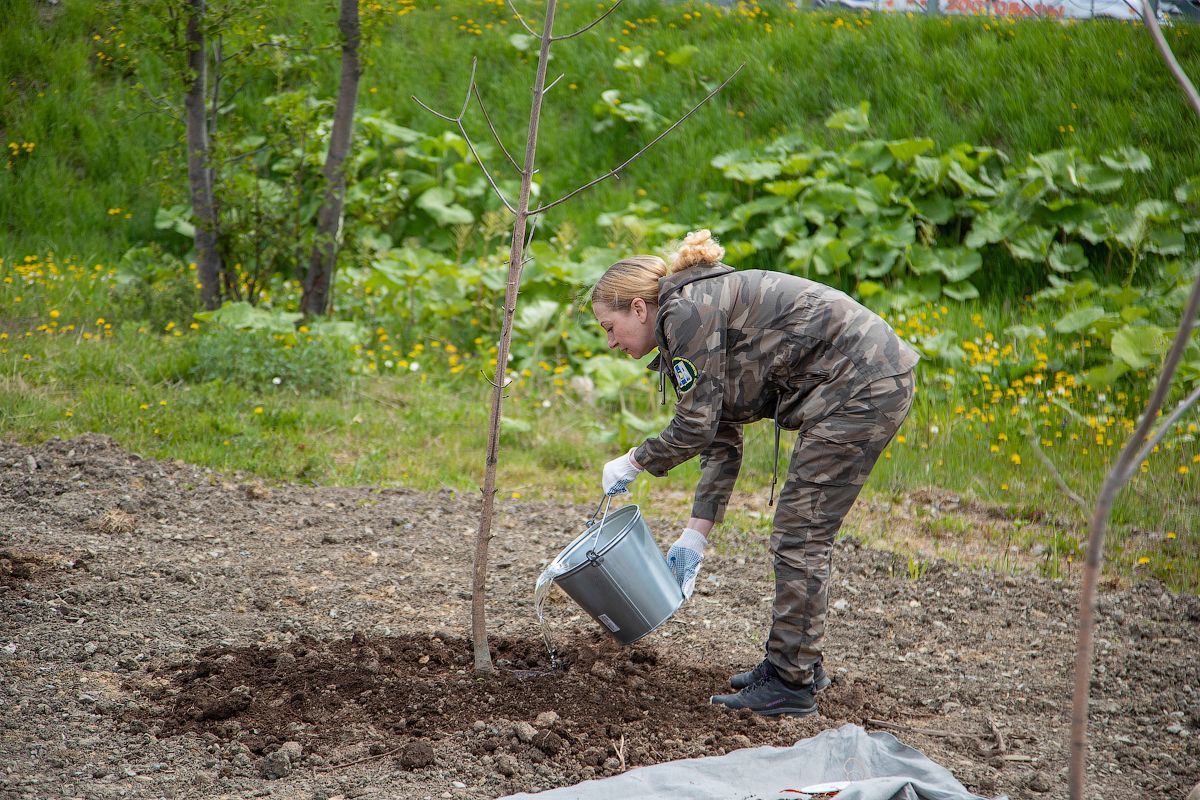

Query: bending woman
left=593, top=229, right=919, bottom=717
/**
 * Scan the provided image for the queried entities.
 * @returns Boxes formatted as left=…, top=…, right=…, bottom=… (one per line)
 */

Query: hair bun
left=669, top=229, right=725, bottom=273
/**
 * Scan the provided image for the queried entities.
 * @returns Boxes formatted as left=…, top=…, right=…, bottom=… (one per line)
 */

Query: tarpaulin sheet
left=500, top=723, right=1007, bottom=800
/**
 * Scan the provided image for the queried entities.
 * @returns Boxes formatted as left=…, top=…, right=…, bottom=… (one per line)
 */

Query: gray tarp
left=500, top=723, right=1007, bottom=800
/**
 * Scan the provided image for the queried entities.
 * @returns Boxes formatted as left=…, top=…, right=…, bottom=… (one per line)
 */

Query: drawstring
left=769, top=397, right=782, bottom=507
left=657, top=363, right=666, bottom=406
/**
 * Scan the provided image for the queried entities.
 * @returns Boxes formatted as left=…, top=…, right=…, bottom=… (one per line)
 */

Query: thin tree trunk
left=185, top=0, right=223, bottom=310
left=302, top=0, right=362, bottom=316
left=471, top=0, right=558, bottom=675
left=1068, top=3, right=1200, bottom=797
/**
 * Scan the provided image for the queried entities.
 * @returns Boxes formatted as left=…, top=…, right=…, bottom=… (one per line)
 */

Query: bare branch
left=505, top=0, right=539, bottom=36
left=543, top=72, right=565, bottom=95
left=531, top=64, right=745, bottom=215
left=410, top=94, right=457, bottom=124
left=474, top=84, right=521, bottom=173
left=459, top=57, right=479, bottom=121
left=553, top=0, right=623, bottom=41
left=1122, top=383, right=1200, bottom=485
left=412, top=60, right=516, bottom=213
left=459, top=121, right=517, bottom=214
left=1026, top=429, right=1089, bottom=514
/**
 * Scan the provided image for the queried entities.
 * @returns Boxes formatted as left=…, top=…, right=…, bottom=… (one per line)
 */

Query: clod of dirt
left=398, top=740, right=435, bottom=770
left=533, top=730, right=564, bottom=755
left=197, top=685, right=252, bottom=721
left=94, top=508, right=136, bottom=534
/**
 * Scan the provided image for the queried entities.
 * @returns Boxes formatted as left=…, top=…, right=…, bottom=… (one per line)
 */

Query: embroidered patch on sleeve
left=672, top=357, right=699, bottom=393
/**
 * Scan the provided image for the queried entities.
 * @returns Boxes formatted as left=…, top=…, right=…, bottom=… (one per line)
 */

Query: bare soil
left=1, top=434, right=1198, bottom=800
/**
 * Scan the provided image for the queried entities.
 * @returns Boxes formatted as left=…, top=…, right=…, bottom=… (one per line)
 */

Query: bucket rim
left=551, top=503, right=643, bottom=580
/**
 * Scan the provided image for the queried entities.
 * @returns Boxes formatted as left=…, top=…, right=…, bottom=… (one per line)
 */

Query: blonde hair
left=669, top=229, right=725, bottom=273
left=590, top=230, right=725, bottom=311
left=590, top=255, right=667, bottom=311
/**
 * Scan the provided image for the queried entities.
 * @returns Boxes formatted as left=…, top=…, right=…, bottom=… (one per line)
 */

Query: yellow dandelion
left=254, top=406, right=264, bottom=414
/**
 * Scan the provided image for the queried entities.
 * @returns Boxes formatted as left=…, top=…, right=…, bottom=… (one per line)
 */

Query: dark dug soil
left=2, top=434, right=1198, bottom=800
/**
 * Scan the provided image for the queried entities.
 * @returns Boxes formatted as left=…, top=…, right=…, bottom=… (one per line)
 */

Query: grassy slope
left=1, top=1, right=1197, bottom=589
left=3, top=0, right=1200, bottom=258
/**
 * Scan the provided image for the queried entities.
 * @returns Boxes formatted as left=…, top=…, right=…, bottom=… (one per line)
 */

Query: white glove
left=602, top=448, right=642, bottom=495
left=666, top=527, right=706, bottom=600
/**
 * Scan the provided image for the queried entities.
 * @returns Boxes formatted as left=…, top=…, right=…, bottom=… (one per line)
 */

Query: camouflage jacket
left=632, top=262, right=919, bottom=522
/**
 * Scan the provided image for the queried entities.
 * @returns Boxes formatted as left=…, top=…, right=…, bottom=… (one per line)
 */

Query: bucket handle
left=583, top=493, right=615, bottom=565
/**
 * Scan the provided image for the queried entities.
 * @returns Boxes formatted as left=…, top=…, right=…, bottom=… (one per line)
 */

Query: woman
left=593, top=230, right=918, bottom=717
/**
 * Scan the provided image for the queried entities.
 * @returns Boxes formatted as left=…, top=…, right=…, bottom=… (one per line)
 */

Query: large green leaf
left=886, top=137, right=935, bottom=162
left=666, top=44, right=700, bottom=66
left=1110, top=325, right=1152, bottom=369
left=965, top=209, right=1019, bottom=248
left=614, top=46, right=649, bottom=71
left=1084, top=361, right=1130, bottom=388
left=824, top=101, right=870, bottom=134
left=1100, top=146, right=1152, bottom=173
left=947, top=161, right=997, bottom=198
left=1054, top=305, right=1107, bottom=334
left=942, top=280, right=979, bottom=301
left=1006, top=225, right=1054, bottom=261
left=1048, top=242, right=1088, bottom=273
left=416, top=187, right=474, bottom=226
left=1076, top=162, right=1124, bottom=194
left=194, top=302, right=301, bottom=333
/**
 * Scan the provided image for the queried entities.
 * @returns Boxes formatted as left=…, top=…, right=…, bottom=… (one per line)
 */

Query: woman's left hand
left=602, top=448, right=642, bottom=495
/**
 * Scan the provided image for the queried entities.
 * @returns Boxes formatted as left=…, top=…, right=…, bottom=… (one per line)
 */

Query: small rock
left=452, top=782, right=466, bottom=789
left=832, top=599, right=848, bottom=611
left=398, top=740, right=435, bottom=770
left=258, top=749, right=292, bottom=780
left=279, top=741, right=303, bottom=760
left=1167, top=724, right=1184, bottom=735
left=535, top=711, right=559, bottom=728
left=513, top=721, right=537, bottom=743
left=496, top=754, right=518, bottom=777
left=589, top=661, right=616, bottom=681
left=1026, top=772, right=1052, bottom=793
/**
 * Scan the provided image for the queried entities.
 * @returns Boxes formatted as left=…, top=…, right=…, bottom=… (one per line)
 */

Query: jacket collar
left=646, top=262, right=734, bottom=394
left=656, top=261, right=735, bottom=306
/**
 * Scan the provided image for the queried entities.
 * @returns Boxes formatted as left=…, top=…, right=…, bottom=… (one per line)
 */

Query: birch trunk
left=471, top=0, right=558, bottom=675
left=184, top=0, right=223, bottom=310
left=302, top=0, right=362, bottom=316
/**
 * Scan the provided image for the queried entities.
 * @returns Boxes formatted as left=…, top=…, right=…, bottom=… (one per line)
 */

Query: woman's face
left=594, top=298, right=658, bottom=359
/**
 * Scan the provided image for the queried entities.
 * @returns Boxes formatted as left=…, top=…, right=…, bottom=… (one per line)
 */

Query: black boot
left=730, top=657, right=830, bottom=692
left=711, top=671, right=819, bottom=717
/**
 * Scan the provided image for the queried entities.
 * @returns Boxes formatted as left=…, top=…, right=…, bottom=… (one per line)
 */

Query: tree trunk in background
left=301, top=0, right=362, bottom=316
left=184, top=0, right=223, bottom=310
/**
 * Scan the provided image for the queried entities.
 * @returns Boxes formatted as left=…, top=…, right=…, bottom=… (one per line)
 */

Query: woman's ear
left=631, top=297, right=648, bottom=322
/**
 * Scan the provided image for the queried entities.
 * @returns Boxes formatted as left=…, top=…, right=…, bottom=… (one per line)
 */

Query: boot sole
left=710, top=697, right=820, bottom=717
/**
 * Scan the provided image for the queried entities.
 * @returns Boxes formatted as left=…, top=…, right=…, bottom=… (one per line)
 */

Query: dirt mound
left=2, top=434, right=1198, bottom=799
left=146, top=631, right=855, bottom=787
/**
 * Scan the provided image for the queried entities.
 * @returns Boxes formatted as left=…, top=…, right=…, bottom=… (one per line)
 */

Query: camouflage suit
left=632, top=263, right=919, bottom=686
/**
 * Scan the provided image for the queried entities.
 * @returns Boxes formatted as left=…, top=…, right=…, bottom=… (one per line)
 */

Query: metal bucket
left=550, top=500, right=684, bottom=645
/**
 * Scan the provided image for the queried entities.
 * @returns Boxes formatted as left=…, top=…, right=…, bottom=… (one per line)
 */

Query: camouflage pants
left=766, top=371, right=915, bottom=686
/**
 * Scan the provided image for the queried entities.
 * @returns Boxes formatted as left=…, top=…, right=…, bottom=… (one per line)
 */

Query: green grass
left=4, top=0, right=1200, bottom=259
left=1, top=1, right=1197, bottom=591
left=1, top=313, right=1196, bottom=591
